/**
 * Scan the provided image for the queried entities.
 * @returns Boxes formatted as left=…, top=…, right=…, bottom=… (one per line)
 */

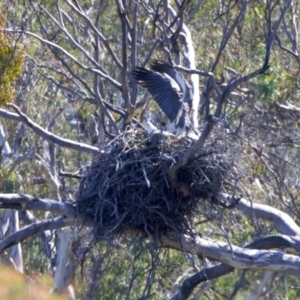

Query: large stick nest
left=76, top=131, right=236, bottom=239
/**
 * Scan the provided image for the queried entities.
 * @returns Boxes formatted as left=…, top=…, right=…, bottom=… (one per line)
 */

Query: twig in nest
left=141, top=162, right=151, bottom=188
left=76, top=132, right=236, bottom=240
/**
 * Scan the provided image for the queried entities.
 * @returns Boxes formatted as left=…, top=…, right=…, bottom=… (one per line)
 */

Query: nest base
left=76, top=133, right=235, bottom=239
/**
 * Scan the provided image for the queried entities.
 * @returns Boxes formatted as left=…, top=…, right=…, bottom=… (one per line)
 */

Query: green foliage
left=1, top=1, right=300, bottom=299
left=255, top=72, right=281, bottom=102
left=0, top=166, right=20, bottom=193
left=75, top=241, right=188, bottom=299
left=0, top=14, right=25, bottom=106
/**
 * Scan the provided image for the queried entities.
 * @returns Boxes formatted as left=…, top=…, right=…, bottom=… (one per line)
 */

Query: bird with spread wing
left=132, top=60, right=199, bottom=140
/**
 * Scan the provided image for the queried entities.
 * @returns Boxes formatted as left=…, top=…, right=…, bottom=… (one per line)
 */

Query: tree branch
left=116, top=0, right=132, bottom=125
left=3, top=105, right=100, bottom=155
left=170, top=264, right=234, bottom=300
left=236, top=197, right=300, bottom=237
left=65, top=0, right=123, bottom=69
left=160, top=234, right=300, bottom=276
left=170, top=0, right=293, bottom=174
left=169, top=231, right=300, bottom=300
left=0, top=216, right=75, bottom=254
left=0, top=193, right=76, bottom=217
left=2, top=29, right=122, bottom=90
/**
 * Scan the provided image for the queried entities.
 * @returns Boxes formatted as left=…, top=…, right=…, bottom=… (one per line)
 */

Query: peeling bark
left=161, top=234, right=300, bottom=276
left=9, top=211, right=23, bottom=273
left=53, top=227, right=76, bottom=299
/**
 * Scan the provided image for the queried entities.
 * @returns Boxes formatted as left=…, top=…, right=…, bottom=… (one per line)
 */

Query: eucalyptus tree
left=0, top=0, right=300, bottom=299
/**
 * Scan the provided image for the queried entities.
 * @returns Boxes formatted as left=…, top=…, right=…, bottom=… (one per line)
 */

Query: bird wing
left=150, top=60, right=188, bottom=97
left=132, top=67, right=183, bottom=123
left=150, top=60, right=177, bottom=79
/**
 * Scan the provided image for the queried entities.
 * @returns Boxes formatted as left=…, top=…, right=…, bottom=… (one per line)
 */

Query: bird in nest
left=132, top=60, right=199, bottom=140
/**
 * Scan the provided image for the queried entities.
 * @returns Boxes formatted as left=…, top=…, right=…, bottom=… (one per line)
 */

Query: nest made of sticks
left=76, top=131, right=236, bottom=239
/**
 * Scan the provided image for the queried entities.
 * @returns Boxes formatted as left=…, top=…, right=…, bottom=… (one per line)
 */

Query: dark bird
left=132, top=60, right=199, bottom=139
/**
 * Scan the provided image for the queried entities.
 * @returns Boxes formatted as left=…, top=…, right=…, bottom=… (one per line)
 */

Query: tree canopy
left=0, top=0, right=300, bottom=299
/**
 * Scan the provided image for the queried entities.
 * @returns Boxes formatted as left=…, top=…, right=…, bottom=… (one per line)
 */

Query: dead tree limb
left=0, top=193, right=76, bottom=217
left=2, top=105, right=99, bottom=155
left=0, top=216, right=75, bottom=254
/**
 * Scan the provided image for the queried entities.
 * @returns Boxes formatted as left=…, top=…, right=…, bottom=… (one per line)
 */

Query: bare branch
left=41, top=5, right=103, bottom=69
left=1, top=29, right=122, bottom=90
left=160, top=234, right=300, bottom=276
left=172, top=64, right=212, bottom=77
left=168, top=3, right=200, bottom=127
left=3, top=105, right=100, bottom=155
left=0, top=216, right=75, bottom=254
left=246, top=234, right=300, bottom=256
left=0, top=210, right=10, bottom=238
left=59, top=171, right=82, bottom=180
left=188, top=0, right=206, bottom=21
left=53, top=227, right=76, bottom=298
left=19, top=210, right=55, bottom=264
left=130, top=1, right=138, bottom=106
left=245, top=271, right=273, bottom=300
left=116, top=0, right=132, bottom=124
left=212, top=0, right=249, bottom=72
left=171, top=0, right=293, bottom=173
left=0, top=121, right=11, bottom=160
left=228, top=271, right=247, bottom=300
left=0, top=193, right=76, bottom=217
left=275, top=35, right=299, bottom=61
left=0, top=108, right=22, bottom=122
left=170, top=264, right=234, bottom=300
left=92, top=27, right=119, bottom=135
left=65, top=0, right=123, bottom=69
left=170, top=232, right=292, bottom=300
left=28, top=54, right=95, bottom=99
left=32, top=153, right=60, bottom=200
left=169, top=118, right=215, bottom=183
left=235, top=197, right=300, bottom=236
left=10, top=211, right=23, bottom=273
